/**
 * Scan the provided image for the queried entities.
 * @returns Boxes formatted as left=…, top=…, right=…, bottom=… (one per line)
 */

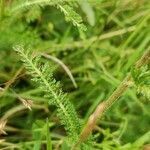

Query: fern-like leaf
left=10, top=0, right=64, bottom=13
left=58, top=4, right=87, bottom=31
left=13, top=45, right=81, bottom=141
left=10, top=0, right=86, bottom=31
left=131, top=65, right=150, bottom=100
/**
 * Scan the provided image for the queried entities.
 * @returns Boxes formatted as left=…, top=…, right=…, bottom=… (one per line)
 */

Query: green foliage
left=10, top=0, right=86, bottom=31
left=58, top=4, right=87, bottom=31
left=132, top=65, right=150, bottom=100
left=25, top=6, right=41, bottom=23
left=13, top=45, right=81, bottom=142
left=32, top=120, right=44, bottom=150
left=0, top=0, right=150, bottom=149
left=46, top=119, right=52, bottom=150
left=10, top=0, right=66, bottom=12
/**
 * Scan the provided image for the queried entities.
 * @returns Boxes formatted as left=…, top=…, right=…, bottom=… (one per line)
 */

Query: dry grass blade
left=0, top=66, right=24, bottom=97
left=0, top=87, right=4, bottom=91
left=0, top=120, right=7, bottom=135
left=10, top=89, right=33, bottom=110
left=74, top=49, right=150, bottom=147
left=19, top=98, right=33, bottom=111
left=41, top=53, right=78, bottom=88
left=143, top=144, right=150, bottom=150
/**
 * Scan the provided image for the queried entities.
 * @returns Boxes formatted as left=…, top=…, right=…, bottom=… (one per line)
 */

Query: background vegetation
left=0, top=0, right=150, bottom=149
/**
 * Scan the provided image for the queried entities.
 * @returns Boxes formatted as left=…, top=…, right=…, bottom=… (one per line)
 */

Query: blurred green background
left=0, top=0, right=150, bottom=149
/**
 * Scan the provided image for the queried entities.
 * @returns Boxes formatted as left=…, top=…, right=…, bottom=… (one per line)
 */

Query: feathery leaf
left=13, top=45, right=81, bottom=142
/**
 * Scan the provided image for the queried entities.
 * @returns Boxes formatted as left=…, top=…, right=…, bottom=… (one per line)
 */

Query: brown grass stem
left=73, top=49, right=150, bottom=148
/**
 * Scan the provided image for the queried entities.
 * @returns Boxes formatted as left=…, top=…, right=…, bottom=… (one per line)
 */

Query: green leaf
left=13, top=45, right=81, bottom=142
left=58, top=4, right=87, bottom=31
left=131, top=65, right=150, bottom=100
left=46, top=118, right=52, bottom=150
left=79, top=0, right=95, bottom=26
left=32, top=120, right=45, bottom=150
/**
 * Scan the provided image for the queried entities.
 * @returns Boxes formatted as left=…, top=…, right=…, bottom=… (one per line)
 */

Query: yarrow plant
left=132, top=65, right=150, bottom=100
left=1, top=0, right=150, bottom=149
left=13, top=45, right=150, bottom=149
left=13, top=45, right=81, bottom=143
